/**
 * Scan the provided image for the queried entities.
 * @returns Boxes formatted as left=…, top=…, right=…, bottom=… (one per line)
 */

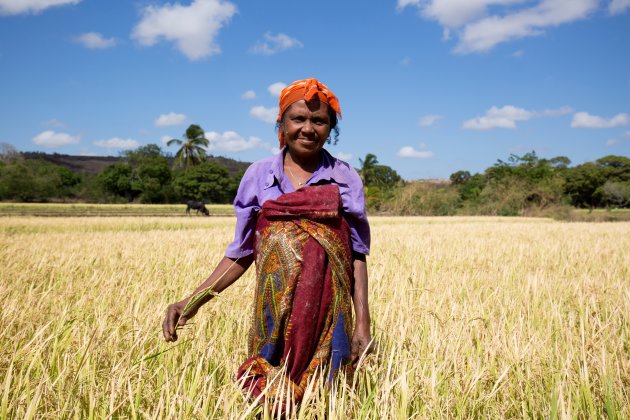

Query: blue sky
left=1, top=0, right=629, bottom=179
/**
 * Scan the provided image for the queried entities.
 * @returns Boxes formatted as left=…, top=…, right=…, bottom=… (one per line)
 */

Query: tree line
left=1, top=133, right=629, bottom=215
left=360, top=152, right=630, bottom=215
left=0, top=125, right=244, bottom=204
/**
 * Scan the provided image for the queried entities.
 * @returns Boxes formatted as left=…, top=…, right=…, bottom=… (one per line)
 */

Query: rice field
left=1, top=215, right=628, bottom=419
left=0, top=203, right=234, bottom=217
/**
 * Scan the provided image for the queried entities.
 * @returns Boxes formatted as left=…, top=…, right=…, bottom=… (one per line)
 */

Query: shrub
left=381, top=181, right=460, bottom=216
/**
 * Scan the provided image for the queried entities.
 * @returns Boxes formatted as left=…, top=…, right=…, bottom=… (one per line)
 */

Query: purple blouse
left=225, top=147, right=371, bottom=258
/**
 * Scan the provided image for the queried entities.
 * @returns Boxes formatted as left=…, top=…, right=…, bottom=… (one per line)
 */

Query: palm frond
left=166, top=138, right=183, bottom=147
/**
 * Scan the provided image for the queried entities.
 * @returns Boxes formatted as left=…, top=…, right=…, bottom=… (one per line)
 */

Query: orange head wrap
left=276, top=78, right=342, bottom=147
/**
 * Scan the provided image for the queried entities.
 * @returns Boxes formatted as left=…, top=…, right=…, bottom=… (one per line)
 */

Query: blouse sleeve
left=338, top=165, right=371, bottom=256
left=224, top=165, right=261, bottom=259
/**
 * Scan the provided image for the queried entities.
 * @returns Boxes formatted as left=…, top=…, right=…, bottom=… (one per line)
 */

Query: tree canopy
left=172, top=162, right=239, bottom=203
left=358, top=153, right=401, bottom=189
left=166, top=124, right=209, bottom=168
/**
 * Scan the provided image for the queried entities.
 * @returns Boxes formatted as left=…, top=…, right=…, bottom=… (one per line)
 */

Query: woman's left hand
left=350, top=321, right=373, bottom=367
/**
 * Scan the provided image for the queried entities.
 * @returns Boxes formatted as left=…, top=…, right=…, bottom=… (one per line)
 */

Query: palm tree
left=166, top=124, right=209, bottom=168
left=358, top=153, right=378, bottom=186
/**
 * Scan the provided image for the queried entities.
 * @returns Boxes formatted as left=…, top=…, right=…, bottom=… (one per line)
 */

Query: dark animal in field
left=186, top=200, right=209, bottom=216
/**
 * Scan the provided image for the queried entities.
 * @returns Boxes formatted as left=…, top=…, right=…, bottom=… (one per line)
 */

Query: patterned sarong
left=237, top=185, right=354, bottom=404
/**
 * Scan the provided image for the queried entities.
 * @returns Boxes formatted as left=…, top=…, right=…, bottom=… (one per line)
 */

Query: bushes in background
left=364, top=152, right=630, bottom=215
left=1, top=144, right=629, bottom=214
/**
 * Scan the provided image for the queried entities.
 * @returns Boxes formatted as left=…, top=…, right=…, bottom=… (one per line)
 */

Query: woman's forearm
left=184, top=254, right=254, bottom=309
left=164, top=254, right=254, bottom=341
left=352, top=253, right=371, bottom=327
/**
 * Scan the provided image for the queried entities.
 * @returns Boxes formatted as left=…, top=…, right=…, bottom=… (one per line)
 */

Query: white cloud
left=242, top=90, right=256, bottom=100
left=400, top=56, right=412, bottom=65
left=606, top=130, right=630, bottom=146
left=205, top=131, right=274, bottom=152
left=512, top=49, right=524, bottom=58
left=410, top=0, right=518, bottom=27
left=398, top=0, right=599, bottom=53
left=335, top=152, right=354, bottom=161
left=155, top=112, right=187, bottom=127
left=419, top=114, right=443, bottom=127
left=74, top=32, right=116, bottom=49
left=456, top=1, right=598, bottom=54
left=161, top=135, right=174, bottom=146
left=94, top=137, right=140, bottom=149
left=42, top=118, right=65, bottom=128
left=397, top=146, right=434, bottom=158
left=250, top=32, right=303, bottom=55
left=571, top=112, right=630, bottom=128
left=539, top=106, right=573, bottom=117
left=463, top=105, right=571, bottom=130
left=32, top=130, right=80, bottom=147
left=463, top=105, right=532, bottom=130
left=442, top=27, right=451, bottom=40
left=131, top=0, right=236, bottom=60
left=268, top=82, right=286, bottom=97
left=609, top=0, right=630, bottom=14
left=0, top=0, right=80, bottom=15
left=250, top=106, right=278, bottom=124
left=396, top=0, right=421, bottom=11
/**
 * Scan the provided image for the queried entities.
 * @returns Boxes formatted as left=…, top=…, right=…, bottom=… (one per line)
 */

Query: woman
left=163, top=78, right=372, bottom=403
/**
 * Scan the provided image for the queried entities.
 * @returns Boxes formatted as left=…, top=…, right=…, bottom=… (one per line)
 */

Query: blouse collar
left=263, top=146, right=343, bottom=191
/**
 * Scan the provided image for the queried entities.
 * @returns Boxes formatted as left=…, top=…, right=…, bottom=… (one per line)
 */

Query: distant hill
left=21, top=152, right=251, bottom=176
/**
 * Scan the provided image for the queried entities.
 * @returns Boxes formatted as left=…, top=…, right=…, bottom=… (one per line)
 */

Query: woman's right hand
left=161, top=256, right=254, bottom=343
left=162, top=299, right=196, bottom=342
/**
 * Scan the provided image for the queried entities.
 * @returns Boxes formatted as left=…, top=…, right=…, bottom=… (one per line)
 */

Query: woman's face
left=281, top=99, right=331, bottom=162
